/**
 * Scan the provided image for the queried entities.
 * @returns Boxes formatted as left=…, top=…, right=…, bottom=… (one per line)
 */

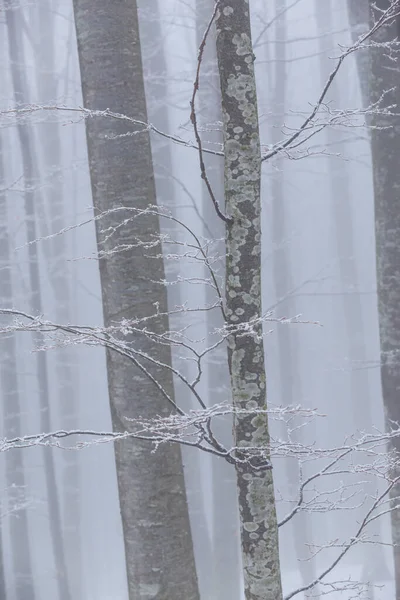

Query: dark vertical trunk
left=73, top=1, right=200, bottom=597
left=5, top=5, right=71, bottom=600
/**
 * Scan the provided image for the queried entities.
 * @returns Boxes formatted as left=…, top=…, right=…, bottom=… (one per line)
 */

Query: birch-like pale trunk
left=368, top=2, right=400, bottom=597
left=73, top=1, right=200, bottom=598
left=216, top=2, right=283, bottom=599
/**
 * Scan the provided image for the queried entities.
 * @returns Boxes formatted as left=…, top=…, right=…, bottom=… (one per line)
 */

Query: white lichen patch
left=232, top=32, right=252, bottom=57
left=244, top=521, right=259, bottom=532
left=226, top=73, right=257, bottom=126
left=223, top=6, right=234, bottom=15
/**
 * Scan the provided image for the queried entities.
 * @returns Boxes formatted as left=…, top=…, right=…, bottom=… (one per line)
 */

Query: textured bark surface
left=368, top=2, right=400, bottom=597
left=73, top=2, right=200, bottom=598
left=216, top=2, right=283, bottom=599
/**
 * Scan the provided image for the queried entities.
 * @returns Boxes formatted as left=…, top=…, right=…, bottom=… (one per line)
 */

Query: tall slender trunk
left=196, top=2, right=242, bottom=599
left=216, top=2, right=283, bottom=599
left=0, top=132, right=32, bottom=600
left=73, top=1, right=200, bottom=598
left=33, top=4, right=81, bottom=595
left=5, top=6, right=71, bottom=600
left=368, top=2, right=400, bottom=597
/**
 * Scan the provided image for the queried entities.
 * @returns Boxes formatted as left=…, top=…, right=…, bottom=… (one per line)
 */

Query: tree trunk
left=216, top=2, right=283, bottom=599
left=368, top=1, right=400, bottom=597
left=73, top=1, right=200, bottom=598
left=5, top=6, right=71, bottom=600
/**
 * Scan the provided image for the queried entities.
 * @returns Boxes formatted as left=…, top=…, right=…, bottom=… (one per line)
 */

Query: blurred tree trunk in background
left=33, top=3, right=82, bottom=595
left=5, top=5, right=71, bottom=600
left=368, top=1, right=400, bottom=597
left=139, top=2, right=213, bottom=597
left=196, top=2, right=242, bottom=599
left=216, top=2, right=283, bottom=598
left=347, top=0, right=370, bottom=105
left=0, top=131, right=34, bottom=600
left=73, top=1, right=200, bottom=598
left=316, top=2, right=389, bottom=594
left=270, top=2, right=318, bottom=594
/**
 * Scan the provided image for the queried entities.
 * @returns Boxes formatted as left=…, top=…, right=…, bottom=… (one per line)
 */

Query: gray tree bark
left=368, top=1, right=400, bottom=597
left=216, top=2, right=283, bottom=599
left=5, top=5, right=71, bottom=600
left=73, top=1, right=200, bottom=598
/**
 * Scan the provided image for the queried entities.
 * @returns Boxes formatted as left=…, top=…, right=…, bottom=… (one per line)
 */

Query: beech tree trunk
left=216, top=2, right=283, bottom=599
left=73, top=2, right=200, bottom=598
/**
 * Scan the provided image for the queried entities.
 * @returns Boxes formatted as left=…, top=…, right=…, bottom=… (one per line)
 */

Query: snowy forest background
left=0, top=0, right=397, bottom=599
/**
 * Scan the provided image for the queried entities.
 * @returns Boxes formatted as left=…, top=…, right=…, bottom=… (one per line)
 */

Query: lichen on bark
left=215, top=2, right=283, bottom=599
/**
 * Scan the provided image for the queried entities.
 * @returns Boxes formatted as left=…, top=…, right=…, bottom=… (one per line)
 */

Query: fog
left=0, top=0, right=395, bottom=599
